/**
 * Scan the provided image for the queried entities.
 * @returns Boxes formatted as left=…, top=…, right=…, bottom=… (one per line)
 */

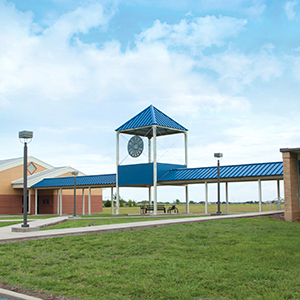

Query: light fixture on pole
left=71, top=171, right=79, bottom=217
left=214, top=152, right=223, bottom=214
left=19, top=130, right=33, bottom=228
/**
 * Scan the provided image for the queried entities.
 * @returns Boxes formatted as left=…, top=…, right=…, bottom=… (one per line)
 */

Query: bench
left=140, top=205, right=166, bottom=213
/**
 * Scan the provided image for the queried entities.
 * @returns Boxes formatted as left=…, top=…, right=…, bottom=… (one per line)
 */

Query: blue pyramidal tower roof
left=115, top=105, right=188, bottom=137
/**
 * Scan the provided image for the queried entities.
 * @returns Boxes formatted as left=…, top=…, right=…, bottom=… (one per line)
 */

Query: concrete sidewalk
left=0, top=210, right=284, bottom=244
left=0, top=216, right=69, bottom=235
left=0, top=288, right=43, bottom=300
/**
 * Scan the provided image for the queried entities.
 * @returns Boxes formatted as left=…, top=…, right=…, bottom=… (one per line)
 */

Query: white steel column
left=184, top=132, right=188, bottom=166
left=205, top=182, right=208, bottom=214
left=111, top=187, right=114, bottom=215
left=28, top=189, right=31, bottom=215
left=225, top=182, right=229, bottom=213
left=116, top=132, right=120, bottom=215
left=82, top=188, right=85, bottom=215
left=148, top=137, right=152, bottom=207
left=185, top=185, right=189, bottom=213
left=88, top=187, right=91, bottom=215
left=277, top=180, right=281, bottom=210
left=258, top=179, right=262, bottom=212
left=60, top=188, right=62, bottom=215
left=184, top=132, right=189, bottom=214
left=148, top=186, right=152, bottom=206
left=153, top=125, right=157, bottom=215
left=57, top=189, right=59, bottom=215
left=148, top=137, right=152, bottom=162
left=35, top=189, right=38, bottom=215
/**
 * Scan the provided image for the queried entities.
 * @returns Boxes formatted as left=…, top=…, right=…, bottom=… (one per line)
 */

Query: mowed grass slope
left=0, top=217, right=298, bottom=300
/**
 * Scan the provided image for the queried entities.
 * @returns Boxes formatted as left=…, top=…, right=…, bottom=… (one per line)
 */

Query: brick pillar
left=282, top=152, right=300, bottom=221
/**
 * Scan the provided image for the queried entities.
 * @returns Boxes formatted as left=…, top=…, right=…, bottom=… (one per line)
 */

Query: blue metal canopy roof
left=32, top=174, right=116, bottom=188
left=116, top=105, right=188, bottom=137
left=32, top=162, right=283, bottom=189
left=158, top=162, right=283, bottom=183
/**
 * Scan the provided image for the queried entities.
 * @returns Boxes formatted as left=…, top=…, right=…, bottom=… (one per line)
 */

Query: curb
left=0, top=288, right=43, bottom=300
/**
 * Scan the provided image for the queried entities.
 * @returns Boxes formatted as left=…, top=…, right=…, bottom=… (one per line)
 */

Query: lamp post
left=214, top=153, right=223, bottom=214
left=71, top=171, right=79, bottom=217
left=19, top=130, right=33, bottom=227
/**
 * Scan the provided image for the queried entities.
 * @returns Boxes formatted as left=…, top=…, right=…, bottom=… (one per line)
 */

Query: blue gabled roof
left=116, top=105, right=188, bottom=136
left=158, top=162, right=283, bottom=182
left=32, top=174, right=116, bottom=188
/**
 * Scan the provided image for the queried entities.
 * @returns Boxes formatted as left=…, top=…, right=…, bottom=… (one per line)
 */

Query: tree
left=103, top=199, right=116, bottom=207
left=113, top=193, right=126, bottom=207
left=174, top=199, right=181, bottom=205
left=128, top=199, right=137, bottom=207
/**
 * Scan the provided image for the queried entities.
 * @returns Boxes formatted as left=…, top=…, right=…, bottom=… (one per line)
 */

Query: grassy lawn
left=0, top=222, right=22, bottom=227
left=0, top=215, right=60, bottom=220
left=41, top=216, right=209, bottom=230
left=0, top=217, right=299, bottom=300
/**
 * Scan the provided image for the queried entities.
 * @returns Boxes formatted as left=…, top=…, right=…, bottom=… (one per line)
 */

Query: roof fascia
left=158, top=175, right=284, bottom=185
left=12, top=166, right=85, bottom=189
left=280, top=147, right=300, bottom=153
left=117, top=125, right=187, bottom=136
left=0, top=158, right=23, bottom=172
left=117, top=125, right=153, bottom=134
left=0, top=156, right=55, bottom=173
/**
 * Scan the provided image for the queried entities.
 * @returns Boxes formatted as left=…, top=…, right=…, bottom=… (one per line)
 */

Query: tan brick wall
left=0, top=163, right=47, bottom=195
left=282, top=152, right=300, bottom=221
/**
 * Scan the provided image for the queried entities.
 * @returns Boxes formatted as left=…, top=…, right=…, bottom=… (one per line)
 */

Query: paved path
left=0, top=288, right=43, bottom=300
left=0, top=210, right=284, bottom=244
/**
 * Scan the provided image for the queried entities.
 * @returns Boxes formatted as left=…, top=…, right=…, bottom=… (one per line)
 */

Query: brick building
left=0, top=157, right=103, bottom=215
left=280, top=148, right=300, bottom=221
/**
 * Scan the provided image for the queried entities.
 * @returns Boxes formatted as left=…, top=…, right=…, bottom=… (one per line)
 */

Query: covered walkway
left=32, top=161, right=283, bottom=215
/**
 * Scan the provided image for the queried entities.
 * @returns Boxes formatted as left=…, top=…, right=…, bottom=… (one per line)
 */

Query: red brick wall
left=61, top=194, right=103, bottom=214
left=0, top=194, right=23, bottom=214
left=38, top=194, right=55, bottom=214
left=1, top=189, right=104, bottom=215
left=28, top=189, right=103, bottom=215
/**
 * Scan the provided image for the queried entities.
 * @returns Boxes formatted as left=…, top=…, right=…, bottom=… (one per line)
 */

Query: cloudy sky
left=1, top=0, right=299, bottom=203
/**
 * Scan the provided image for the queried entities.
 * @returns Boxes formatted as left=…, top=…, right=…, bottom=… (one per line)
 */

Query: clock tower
left=115, top=105, right=188, bottom=215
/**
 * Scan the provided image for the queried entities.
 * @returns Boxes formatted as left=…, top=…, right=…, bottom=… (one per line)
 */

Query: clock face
left=128, top=135, right=144, bottom=158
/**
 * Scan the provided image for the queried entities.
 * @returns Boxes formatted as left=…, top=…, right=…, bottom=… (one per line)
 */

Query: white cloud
left=284, top=1, right=298, bottom=20
left=244, top=0, right=266, bottom=19
left=198, top=47, right=284, bottom=93
left=188, top=112, right=300, bottom=170
left=43, top=2, right=112, bottom=41
left=289, top=55, right=300, bottom=80
left=0, top=1, right=115, bottom=102
left=0, top=2, right=252, bottom=118
left=126, top=0, right=266, bottom=18
left=136, top=15, right=247, bottom=53
left=0, top=95, right=9, bottom=107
